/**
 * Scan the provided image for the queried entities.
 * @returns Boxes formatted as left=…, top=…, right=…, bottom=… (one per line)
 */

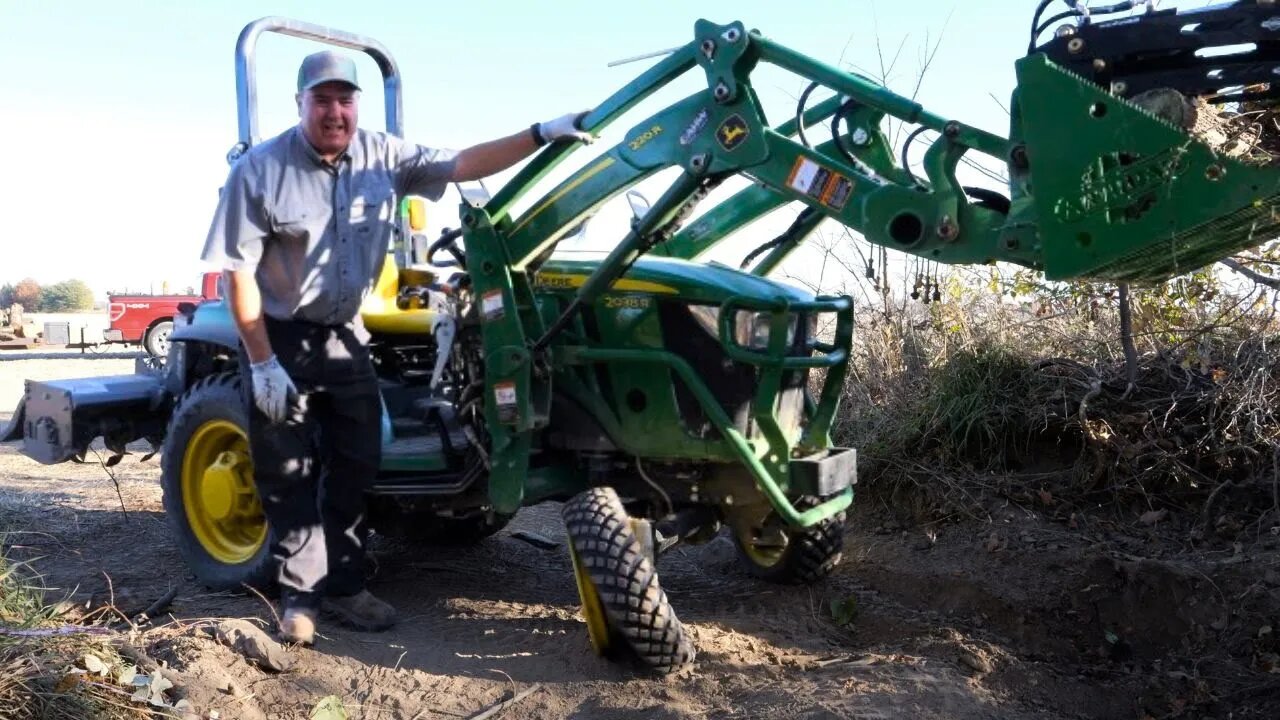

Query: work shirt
left=201, top=126, right=457, bottom=326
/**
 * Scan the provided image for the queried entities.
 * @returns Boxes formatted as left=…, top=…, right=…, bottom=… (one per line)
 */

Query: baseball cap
left=297, top=51, right=361, bottom=92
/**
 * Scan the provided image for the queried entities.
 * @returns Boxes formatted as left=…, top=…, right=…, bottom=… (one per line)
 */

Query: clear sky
left=0, top=1, right=1136, bottom=297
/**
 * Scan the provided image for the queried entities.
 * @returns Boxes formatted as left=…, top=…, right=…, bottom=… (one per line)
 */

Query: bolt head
left=936, top=216, right=958, bottom=241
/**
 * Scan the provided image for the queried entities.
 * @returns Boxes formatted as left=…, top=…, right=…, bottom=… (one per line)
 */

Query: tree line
left=0, top=277, right=95, bottom=313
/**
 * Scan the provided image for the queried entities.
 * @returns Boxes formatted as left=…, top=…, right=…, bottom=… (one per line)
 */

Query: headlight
left=687, top=305, right=799, bottom=351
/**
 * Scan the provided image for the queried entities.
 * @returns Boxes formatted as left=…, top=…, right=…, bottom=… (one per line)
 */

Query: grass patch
left=0, top=544, right=171, bottom=719
left=835, top=292, right=1280, bottom=531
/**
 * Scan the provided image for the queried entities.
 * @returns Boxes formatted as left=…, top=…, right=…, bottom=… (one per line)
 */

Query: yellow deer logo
left=716, top=115, right=749, bottom=150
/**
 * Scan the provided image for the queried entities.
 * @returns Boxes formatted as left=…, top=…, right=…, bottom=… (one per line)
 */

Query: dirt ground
left=0, top=357, right=1277, bottom=719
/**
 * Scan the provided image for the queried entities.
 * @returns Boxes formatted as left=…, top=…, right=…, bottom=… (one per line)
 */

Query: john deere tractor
left=8, top=2, right=1280, bottom=673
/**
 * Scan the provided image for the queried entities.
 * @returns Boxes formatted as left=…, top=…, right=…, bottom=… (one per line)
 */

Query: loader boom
left=476, top=9, right=1280, bottom=288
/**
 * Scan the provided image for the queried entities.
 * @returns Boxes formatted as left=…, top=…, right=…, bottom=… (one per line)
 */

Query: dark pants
left=239, top=316, right=382, bottom=611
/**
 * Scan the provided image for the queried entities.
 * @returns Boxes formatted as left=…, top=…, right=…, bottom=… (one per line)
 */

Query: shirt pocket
left=271, top=199, right=315, bottom=243
left=351, top=178, right=393, bottom=227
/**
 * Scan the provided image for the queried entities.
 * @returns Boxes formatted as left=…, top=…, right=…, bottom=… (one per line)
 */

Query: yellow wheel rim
left=181, top=419, right=266, bottom=564
left=736, top=523, right=789, bottom=569
left=569, top=544, right=611, bottom=655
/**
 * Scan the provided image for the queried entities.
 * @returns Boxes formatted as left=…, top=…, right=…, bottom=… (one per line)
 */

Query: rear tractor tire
left=160, top=373, right=275, bottom=591
left=730, top=496, right=845, bottom=585
left=563, top=487, right=695, bottom=675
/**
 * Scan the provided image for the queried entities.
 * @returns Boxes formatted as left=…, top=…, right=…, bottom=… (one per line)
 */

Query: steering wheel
left=426, top=227, right=466, bottom=269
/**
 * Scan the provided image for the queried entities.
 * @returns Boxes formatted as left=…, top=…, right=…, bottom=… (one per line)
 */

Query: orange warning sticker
left=787, top=157, right=854, bottom=210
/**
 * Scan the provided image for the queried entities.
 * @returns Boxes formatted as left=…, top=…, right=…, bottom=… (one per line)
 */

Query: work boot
left=322, top=589, right=397, bottom=631
left=279, top=607, right=316, bottom=645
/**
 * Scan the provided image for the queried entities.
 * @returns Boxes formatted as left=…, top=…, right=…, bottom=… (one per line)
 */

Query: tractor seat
left=359, top=260, right=438, bottom=335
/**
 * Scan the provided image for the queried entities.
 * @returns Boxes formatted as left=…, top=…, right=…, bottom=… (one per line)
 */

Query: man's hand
left=249, top=355, right=296, bottom=423
left=534, top=111, right=594, bottom=145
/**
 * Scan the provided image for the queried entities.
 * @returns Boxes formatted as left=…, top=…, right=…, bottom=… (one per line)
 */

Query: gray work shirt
left=201, top=126, right=457, bottom=325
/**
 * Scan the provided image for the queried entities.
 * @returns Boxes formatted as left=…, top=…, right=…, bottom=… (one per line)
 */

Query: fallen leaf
left=1139, top=509, right=1168, bottom=526
left=829, top=596, right=859, bottom=627
left=128, top=669, right=176, bottom=708
left=310, top=695, right=349, bottom=720
left=985, top=533, right=1001, bottom=553
left=53, top=673, right=82, bottom=694
left=116, top=664, right=137, bottom=686
left=82, top=653, right=107, bottom=676
left=149, top=670, right=173, bottom=696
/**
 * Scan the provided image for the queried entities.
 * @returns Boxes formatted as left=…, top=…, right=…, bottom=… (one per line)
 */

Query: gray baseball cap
left=297, top=51, right=361, bottom=92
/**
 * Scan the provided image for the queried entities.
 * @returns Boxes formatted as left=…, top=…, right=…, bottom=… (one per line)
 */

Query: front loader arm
left=486, top=8, right=1280, bottom=292
left=464, top=11, right=1280, bottom=517
left=490, top=18, right=1028, bottom=307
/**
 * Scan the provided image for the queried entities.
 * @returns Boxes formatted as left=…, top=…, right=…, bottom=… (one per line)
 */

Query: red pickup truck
left=106, top=272, right=222, bottom=356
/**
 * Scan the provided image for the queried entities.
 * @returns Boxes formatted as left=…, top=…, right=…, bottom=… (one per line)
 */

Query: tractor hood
left=537, top=253, right=814, bottom=305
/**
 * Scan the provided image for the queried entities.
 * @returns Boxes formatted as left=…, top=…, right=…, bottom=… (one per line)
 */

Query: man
left=200, top=50, right=593, bottom=645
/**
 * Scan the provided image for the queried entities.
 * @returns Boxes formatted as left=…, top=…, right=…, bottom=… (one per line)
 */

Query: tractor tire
left=144, top=320, right=174, bottom=358
left=731, top=496, right=845, bottom=585
left=563, top=487, right=695, bottom=675
left=160, top=373, right=275, bottom=591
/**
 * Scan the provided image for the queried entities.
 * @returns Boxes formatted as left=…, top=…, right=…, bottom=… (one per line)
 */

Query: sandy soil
left=0, top=358, right=1276, bottom=719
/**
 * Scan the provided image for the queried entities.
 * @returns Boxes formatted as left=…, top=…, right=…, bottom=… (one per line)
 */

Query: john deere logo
left=716, top=114, right=749, bottom=151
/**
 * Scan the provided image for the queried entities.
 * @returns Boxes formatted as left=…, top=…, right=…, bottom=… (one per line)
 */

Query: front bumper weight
left=790, top=446, right=857, bottom=497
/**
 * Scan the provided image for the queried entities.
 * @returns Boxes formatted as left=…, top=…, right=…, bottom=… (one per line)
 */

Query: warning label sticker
left=481, top=289, right=504, bottom=321
left=787, top=158, right=827, bottom=197
left=788, top=157, right=854, bottom=211
left=494, top=381, right=518, bottom=423
left=823, top=174, right=854, bottom=210
left=494, top=382, right=517, bottom=406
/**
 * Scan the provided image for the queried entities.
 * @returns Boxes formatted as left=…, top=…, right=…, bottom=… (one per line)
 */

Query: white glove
left=249, top=355, right=296, bottom=423
left=534, top=111, right=594, bottom=145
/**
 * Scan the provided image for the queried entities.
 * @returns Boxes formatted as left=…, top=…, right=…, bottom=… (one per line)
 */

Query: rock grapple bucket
left=1019, top=34, right=1280, bottom=282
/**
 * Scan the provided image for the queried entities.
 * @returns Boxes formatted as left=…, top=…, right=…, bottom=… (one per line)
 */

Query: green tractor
left=8, top=3, right=1280, bottom=674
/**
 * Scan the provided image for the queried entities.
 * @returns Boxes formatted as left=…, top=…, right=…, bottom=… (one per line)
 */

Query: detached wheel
left=731, top=496, right=845, bottom=584
left=144, top=320, right=174, bottom=357
left=160, top=373, right=274, bottom=591
left=563, top=487, right=694, bottom=674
